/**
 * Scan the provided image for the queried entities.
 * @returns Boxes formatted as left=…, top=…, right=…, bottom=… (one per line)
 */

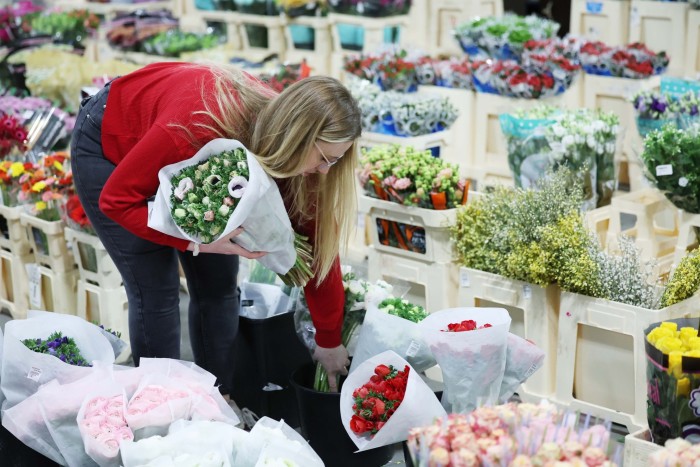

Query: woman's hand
left=313, top=344, right=350, bottom=392
left=191, top=228, right=267, bottom=259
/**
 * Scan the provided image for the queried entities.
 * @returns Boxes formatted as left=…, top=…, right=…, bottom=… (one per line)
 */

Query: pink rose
left=203, top=211, right=215, bottom=222
left=438, top=168, right=453, bottom=179
left=581, top=447, right=608, bottom=466
left=393, top=177, right=412, bottom=190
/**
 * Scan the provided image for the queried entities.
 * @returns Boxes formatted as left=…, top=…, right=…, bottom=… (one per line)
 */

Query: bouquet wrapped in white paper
left=1, top=311, right=115, bottom=409
left=419, top=307, right=511, bottom=413
left=148, top=138, right=313, bottom=286
left=341, top=350, right=446, bottom=452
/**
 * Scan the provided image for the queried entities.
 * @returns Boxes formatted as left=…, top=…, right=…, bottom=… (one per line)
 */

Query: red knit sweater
left=99, top=62, right=344, bottom=347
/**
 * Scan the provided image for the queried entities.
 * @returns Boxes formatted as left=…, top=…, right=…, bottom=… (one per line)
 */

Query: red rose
left=374, top=364, right=392, bottom=379
left=350, top=415, right=374, bottom=434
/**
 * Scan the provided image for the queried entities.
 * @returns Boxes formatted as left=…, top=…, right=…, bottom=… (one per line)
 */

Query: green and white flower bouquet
left=148, top=139, right=313, bottom=287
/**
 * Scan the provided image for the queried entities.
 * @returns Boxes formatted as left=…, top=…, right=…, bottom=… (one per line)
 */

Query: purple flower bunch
left=23, top=331, right=92, bottom=367
left=632, top=90, right=674, bottom=120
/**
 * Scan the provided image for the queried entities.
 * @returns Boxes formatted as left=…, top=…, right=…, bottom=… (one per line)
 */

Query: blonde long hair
left=177, top=63, right=362, bottom=283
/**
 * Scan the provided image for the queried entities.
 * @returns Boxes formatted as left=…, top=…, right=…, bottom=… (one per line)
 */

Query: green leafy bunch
left=640, top=125, right=700, bottom=214
left=358, top=144, right=467, bottom=209
left=661, top=250, right=700, bottom=307
left=378, top=297, right=428, bottom=323
left=170, top=148, right=248, bottom=244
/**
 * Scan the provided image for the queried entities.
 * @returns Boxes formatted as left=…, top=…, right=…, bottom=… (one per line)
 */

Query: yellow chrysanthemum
left=668, top=351, right=684, bottom=377
left=688, top=337, right=700, bottom=351
left=680, top=327, right=698, bottom=345
left=34, top=201, right=46, bottom=211
left=660, top=322, right=678, bottom=333
left=9, top=162, right=24, bottom=177
left=53, top=161, right=63, bottom=172
left=648, top=327, right=675, bottom=345
left=657, top=336, right=683, bottom=354
left=31, top=181, right=47, bottom=192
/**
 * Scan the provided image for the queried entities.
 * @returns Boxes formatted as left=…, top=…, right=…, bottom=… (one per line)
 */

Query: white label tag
left=679, top=177, right=689, bottom=187
left=25, top=263, right=42, bottom=309
left=357, top=213, right=365, bottom=230
left=630, top=6, right=640, bottom=28
left=459, top=270, right=470, bottom=288
left=523, top=285, right=532, bottom=300
left=27, top=366, right=42, bottom=382
left=656, top=165, right=673, bottom=176
left=405, top=340, right=421, bottom=358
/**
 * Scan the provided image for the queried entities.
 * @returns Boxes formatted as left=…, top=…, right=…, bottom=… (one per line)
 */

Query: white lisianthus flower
left=174, top=208, right=186, bottom=218
left=202, top=196, right=211, bottom=206
left=218, top=205, right=230, bottom=216
left=586, top=136, right=596, bottom=149
left=561, top=135, right=575, bottom=148
left=553, top=124, right=565, bottom=137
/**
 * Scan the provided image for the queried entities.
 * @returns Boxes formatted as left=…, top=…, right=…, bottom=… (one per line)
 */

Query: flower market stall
left=3, top=0, right=700, bottom=465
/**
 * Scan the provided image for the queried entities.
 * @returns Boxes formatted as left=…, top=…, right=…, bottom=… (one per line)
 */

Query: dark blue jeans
left=70, top=83, right=240, bottom=394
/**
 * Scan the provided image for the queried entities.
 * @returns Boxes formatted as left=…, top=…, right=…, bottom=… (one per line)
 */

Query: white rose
left=202, top=196, right=211, bottom=206
left=174, top=208, right=186, bottom=218
left=218, top=205, right=230, bottom=216
left=348, top=280, right=365, bottom=296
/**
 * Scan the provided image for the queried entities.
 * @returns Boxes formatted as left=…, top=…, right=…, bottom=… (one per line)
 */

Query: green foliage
left=640, top=125, right=700, bottom=213
left=662, top=250, right=700, bottom=307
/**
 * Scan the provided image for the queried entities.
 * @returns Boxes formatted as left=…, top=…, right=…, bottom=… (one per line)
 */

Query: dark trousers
left=70, top=83, right=240, bottom=394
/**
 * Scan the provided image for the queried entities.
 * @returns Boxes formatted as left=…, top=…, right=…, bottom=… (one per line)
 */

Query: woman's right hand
left=191, top=227, right=267, bottom=259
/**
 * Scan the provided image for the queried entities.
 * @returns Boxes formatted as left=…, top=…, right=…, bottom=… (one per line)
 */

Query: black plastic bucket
left=290, top=363, right=396, bottom=467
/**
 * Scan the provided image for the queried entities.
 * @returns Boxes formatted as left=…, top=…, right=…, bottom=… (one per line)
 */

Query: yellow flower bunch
left=648, top=321, right=700, bottom=395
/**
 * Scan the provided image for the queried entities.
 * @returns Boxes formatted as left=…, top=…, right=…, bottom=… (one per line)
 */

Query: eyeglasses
left=314, top=141, right=342, bottom=170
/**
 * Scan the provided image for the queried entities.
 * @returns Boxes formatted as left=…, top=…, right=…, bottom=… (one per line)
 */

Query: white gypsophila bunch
left=593, top=235, right=660, bottom=309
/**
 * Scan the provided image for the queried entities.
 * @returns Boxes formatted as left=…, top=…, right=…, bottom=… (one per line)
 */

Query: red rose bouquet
left=349, top=363, right=409, bottom=436
left=443, top=319, right=492, bottom=332
left=0, top=113, right=28, bottom=159
left=340, top=350, right=446, bottom=451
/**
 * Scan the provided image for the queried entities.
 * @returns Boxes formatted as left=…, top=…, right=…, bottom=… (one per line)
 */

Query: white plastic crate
left=471, top=90, right=575, bottom=190
left=554, top=291, right=699, bottom=433
left=673, top=210, right=700, bottom=268
left=64, top=228, right=122, bottom=289
left=570, top=0, right=631, bottom=47
left=628, top=0, right=689, bottom=77
left=358, top=130, right=453, bottom=162
left=472, top=0, right=504, bottom=17
left=284, top=16, right=331, bottom=75
left=686, top=10, right=700, bottom=81
left=456, top=267, right=560, bottom=402
left=327, top=13, right=408, bottom=54
left=0, top=205, right=31, bottom=256
left=582, top=73, right=660, bottom=189
left=604, top=188, right=679, bottom=275
left=367, top=246, right=459, bottom=313
left=20, top=213, right=75, bottom=273
left=25, top=264, right=78, bottom=315
left=358, top=195, right=458, bottom=263
left=0, top=249, right=31, bottom=320
left=417, top=86, right=475, bottom=178
left=409, top=0, right=470, bottom=55
left=76, top=280, right=129, bottom=349
left=624, top=429, right=663, bottom=467
left=235, top=13, right=287, bottom=57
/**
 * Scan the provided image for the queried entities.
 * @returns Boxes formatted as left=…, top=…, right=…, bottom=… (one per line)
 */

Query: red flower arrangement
left=0, top=113, right=28, bottom=158
left=443, top=320, right=492, bottom=332
left=349, top=364, right=409, bottom=436
left=580, top=40, right=668, bottom=78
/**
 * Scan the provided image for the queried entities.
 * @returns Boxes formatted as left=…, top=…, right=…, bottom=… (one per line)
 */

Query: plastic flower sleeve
left=148, top=138, right=297, bottom=275
left=499, top=112, right=557, bottom=189
left=124, top=374, right=193, bottom=438
left=499, top=333, right=546, bottom=403
left=349, top=303, right=436, bottom=374
left=645, top=318, right=700, bottom=446
left=419, top=307, right=511, bottom=413
left=1, top=312, right=115, bottom=409
left=235, top=417, right=322, bottom=467
left=2, top=391, right=65, bottom=464
left=121, top=420, right=245, bottom=467
left=341, top=350, right=447, bottom=451
left=0, top=326, right=4, bottom=410
left=77, top=381, right=133, bottom=466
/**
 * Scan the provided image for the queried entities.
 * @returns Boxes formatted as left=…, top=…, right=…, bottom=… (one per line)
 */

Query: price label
left=27, top=366, right=42, bottom=382
left=679, top=177, right=689, bottom=187
left=406, top=340, right=421, bottom=358
left=25, top=263, right=42, bottom=309
left=460, top=270, right=470, bottom=288
left=522, top=285, right=532, bottom=300
left=630, top=6, right=641, bottom=28
left=656, top=164, right=673, bottom=176
left=585, top=1, right=603, bottom=14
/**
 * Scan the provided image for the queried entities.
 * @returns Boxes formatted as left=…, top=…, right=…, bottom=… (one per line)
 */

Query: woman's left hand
left=313, top=344, right=350, bottom=392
